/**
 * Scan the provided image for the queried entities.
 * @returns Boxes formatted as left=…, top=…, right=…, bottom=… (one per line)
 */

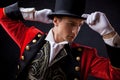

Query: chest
left=26, top=41, right=83, bottom=80
left=17, top=34, right=85, bottom=80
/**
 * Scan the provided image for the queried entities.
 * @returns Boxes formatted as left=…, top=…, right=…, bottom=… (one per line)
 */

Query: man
left=0, top=0, right=120, bottom=80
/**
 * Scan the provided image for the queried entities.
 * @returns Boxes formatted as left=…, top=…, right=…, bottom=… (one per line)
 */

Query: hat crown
left=48, top=0, right=86, bottom=19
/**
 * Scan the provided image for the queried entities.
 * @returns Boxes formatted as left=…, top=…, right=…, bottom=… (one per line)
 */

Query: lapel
left=49, top=44, right=71, bottom=67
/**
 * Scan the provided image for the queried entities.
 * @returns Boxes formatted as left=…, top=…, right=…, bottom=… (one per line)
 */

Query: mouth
left=67, top=35, right=74, bottom=39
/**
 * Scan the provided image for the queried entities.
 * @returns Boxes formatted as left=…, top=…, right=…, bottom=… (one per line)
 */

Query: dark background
left=0, top=0, right=120, bottom=80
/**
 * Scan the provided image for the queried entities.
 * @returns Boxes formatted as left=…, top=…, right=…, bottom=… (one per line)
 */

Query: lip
left=68, top=35, right=74, bottom=39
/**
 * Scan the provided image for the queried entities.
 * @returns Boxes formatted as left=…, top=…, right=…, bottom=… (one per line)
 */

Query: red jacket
left=0, top=8, right=120, bottom=80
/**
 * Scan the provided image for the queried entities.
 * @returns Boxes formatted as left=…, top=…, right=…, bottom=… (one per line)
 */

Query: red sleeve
left=79, top=46, right=120, bottom=79
left=0, top=7, right=29, bottom=48
left=89, top=48, right=120, bottom=79
left=0, top=8, right=43, bottom=51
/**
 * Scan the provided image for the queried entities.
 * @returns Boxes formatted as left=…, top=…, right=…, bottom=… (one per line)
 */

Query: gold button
left=74, top=78, right=78, bottom=80
left=21, top=55, right=24, bottom=60
left=17, top=65, right=20, bottom=70
left=37, top=34, right=41, bottom=38
left=75, top=66, right=80, bottom=71
left=16, top=75, right=18, bottom=78
left=78, top=48, right=82, bottom=51
left=26, top=45, right=30, bottom=50
left=76, top=56, right=80, bottom=61
left=32, top=39, right=37, bottom=43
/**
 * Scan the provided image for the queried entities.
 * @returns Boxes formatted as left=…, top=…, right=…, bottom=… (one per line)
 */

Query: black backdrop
left=0, top=0, right=120, bottom=80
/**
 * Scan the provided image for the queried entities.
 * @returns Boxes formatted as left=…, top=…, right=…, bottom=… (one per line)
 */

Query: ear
left=53, top=17, right=59, bottom=26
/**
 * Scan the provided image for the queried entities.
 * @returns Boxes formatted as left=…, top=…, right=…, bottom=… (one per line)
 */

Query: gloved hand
left=82, top=11, right=115, bottom=36
left=20, top=8, right=52, bottom=24
left=35, top=9, right=52, bottom=23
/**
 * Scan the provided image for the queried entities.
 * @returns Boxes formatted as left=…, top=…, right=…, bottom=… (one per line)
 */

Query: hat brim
left=48, top=12, right=86, bottom=20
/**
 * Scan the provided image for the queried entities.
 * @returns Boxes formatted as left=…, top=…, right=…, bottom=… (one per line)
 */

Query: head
left=48, top=0, right=86, bottom=43
left=52, top=16, right=84, bottom=43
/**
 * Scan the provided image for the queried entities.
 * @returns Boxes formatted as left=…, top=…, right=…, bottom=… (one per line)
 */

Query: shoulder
left=70, top=42, right=98, bottom=57
left=70, top=42, right=97, bottom=54
left=71, top=42, right=95, bottom=50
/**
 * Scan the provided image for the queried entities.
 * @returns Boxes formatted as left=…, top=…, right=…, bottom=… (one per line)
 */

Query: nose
left=72, top=26, right=80, bottom=36
left=72, top=26, right=81, bottom=32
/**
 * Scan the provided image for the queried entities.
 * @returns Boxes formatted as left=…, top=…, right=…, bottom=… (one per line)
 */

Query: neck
left=52, top=28, right=63, bottom=43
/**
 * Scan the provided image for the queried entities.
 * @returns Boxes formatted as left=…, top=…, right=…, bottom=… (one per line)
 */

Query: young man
left=0, top=0, right=120, bottom=80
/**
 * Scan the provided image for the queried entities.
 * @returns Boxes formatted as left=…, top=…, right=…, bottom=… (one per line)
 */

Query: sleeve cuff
left=106, top=44, right=120, bottom=68
left=103, top=32, right=120, bottom=47
left=4, top=2, right=24, bottom=20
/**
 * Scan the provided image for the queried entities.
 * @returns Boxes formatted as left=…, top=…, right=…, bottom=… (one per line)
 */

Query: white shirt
left=45, top=29, right=68, bottom=64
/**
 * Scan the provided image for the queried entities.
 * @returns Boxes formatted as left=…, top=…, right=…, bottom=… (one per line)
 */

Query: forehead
left=61, top=16, right=84, bottom=22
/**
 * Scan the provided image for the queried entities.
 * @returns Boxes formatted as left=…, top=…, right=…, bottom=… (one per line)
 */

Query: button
left=78, top=48, right=82, bottom=51
left=21, top=55, right=24, bottom=60
left=17, top=65, right=20, bottom=69
left=26, top=45, right=30, bottom=50
left=32, top=39, right=37, bottom=43
left=16, top=75, right=18, bottom=78
left=75, top=66, right=80, bottom=71
left=76, top=56, right=80, bottom=61
left=37, top=34, right=41, bottom=38
left=74, top=78, right=78, bottom=80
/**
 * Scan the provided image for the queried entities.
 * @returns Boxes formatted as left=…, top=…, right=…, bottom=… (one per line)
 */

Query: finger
left=81, top=14, right=89, bottom=18
left=88, top=12, right=98, bottom=25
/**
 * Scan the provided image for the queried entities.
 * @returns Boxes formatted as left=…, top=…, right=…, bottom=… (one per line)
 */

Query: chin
left=65, top=37, right=74, bottom=43
left=67, top=39, right=74, bottom=43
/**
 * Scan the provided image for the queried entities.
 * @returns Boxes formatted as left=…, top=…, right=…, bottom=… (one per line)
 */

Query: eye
left=70, top=23, right=76, bottom=27
left=66, top=22, right=77, bottom=27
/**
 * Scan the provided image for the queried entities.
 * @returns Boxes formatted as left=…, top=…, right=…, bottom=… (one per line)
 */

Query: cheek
left=64, top=30, right=71, bottom=36
left=60, top=26, right=70, bottom=34
left=59, top=30, right=69, bottom=39
left=75, top=26, right=81, bottom=34
left=76, top=27, right=81, bottom=34
left=57, top=28, right=67, bottom=38
left=78, top=26, right=81, bottom=32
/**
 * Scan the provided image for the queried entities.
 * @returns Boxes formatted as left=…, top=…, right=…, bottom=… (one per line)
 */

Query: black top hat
left=48, top=0, right=86, bottom=20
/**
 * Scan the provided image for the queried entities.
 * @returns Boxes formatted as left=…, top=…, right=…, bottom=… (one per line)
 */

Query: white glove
left=20, top=8, right=52, bottom=24
left=82, top=11, right=115, bottom=36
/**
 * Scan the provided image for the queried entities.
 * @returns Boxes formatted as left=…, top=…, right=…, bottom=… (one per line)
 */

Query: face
left=53, top=16, right=84, bottom=43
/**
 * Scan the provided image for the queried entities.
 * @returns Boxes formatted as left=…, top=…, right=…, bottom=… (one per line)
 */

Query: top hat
left=48, top=0, right=86, bottom=19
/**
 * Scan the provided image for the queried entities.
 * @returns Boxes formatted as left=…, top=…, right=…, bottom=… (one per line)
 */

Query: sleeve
left=103, top=32, right=120, bottom=47
left=89, top=48, right=120, bottom=79
left=0, top=6, right=29, bottom=48
left=0, top=4, right=41, bottom=49
left=4, top=2, right=24, bottom=20
left=106, top=44, right=120, bottom=68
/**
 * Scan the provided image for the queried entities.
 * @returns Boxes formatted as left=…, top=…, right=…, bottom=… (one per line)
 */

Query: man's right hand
left=82, top=11, right=115, bottom=36
left=20, top=8, right=52, bottom=24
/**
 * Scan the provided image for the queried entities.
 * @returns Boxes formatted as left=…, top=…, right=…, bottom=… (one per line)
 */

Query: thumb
left=81, top=14, right=89, bottom=19
left=81, top=14, right=89, bottom=23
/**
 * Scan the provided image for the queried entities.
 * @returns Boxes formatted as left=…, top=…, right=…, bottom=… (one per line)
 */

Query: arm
left=82, top=12, right=120, bottom=47
left=82, top=12, right=120, bottom=68
left=0, top=2, right=52, bottom=47
left=89, top=48, right=120, bottom=79
left=4, top=2, right=52, bottom=23
left=4, top=2, right=53, bottom=24
left=0, top=3, right=41, bottom=48
left=103, top=32, right=120, bottom=47
left=0, top=3, right=27, bottom=48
